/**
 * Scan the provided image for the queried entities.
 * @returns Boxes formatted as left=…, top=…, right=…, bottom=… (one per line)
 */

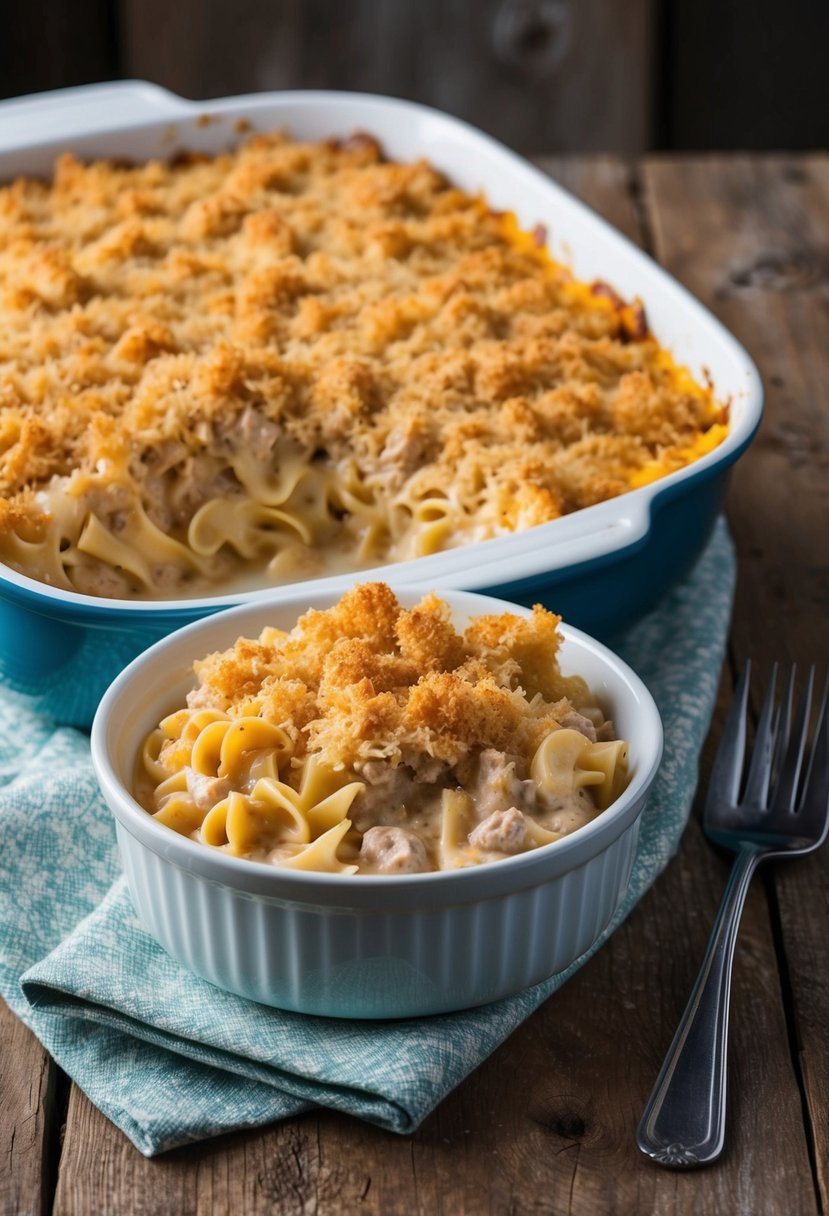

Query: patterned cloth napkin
left=0, top=520, right=734, bottom=1157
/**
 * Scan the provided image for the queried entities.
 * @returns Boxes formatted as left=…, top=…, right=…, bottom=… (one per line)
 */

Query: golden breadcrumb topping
left=0, top=131, right=727, bottom=596
left=187, top=583, right=589, bottom=768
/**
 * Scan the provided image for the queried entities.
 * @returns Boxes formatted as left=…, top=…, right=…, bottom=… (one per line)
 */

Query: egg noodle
left=136, top=584, right=629, bottom=874
left=0, top=131, right=726, bottom=598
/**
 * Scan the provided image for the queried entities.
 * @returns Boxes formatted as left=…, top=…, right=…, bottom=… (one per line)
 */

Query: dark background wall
left=1, top=0, right=827, bottom=154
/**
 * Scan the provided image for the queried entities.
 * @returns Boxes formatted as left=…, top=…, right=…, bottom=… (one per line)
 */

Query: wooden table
left=2, top=153, right=828, bottom=1216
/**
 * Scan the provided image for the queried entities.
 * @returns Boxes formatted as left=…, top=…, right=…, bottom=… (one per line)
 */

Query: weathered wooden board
left=4, top=1, right=828, bottom=156
left=0, top=999, right=59, bottom=1216
left=663, top=1, right=829, bottom=152
left=119, top=0, right=653, bottom=155
left=644, top=152, right=829, bottom=1209
left=0, top=0, right=116, bottom=103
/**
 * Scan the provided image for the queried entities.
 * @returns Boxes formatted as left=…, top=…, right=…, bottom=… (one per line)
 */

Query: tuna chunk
left=469, top=807, right=528, bottom=854
left=467, top=749, right=536, bottom=818
left=401, top=749, right=448, bottom=784
left=360, top=826, right=430, bottom=873
left=236, top=403, right=281, bottom=451
left=185, top=768, right=232, bottom=811
left=350, top=762, right=415, bottom=832
left=376, top=421, right=432, bottom=490
left=559, top=711, right=597, bottom=743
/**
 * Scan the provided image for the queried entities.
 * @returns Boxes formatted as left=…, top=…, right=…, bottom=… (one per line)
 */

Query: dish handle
left=0, top=81, right=194, bottom=150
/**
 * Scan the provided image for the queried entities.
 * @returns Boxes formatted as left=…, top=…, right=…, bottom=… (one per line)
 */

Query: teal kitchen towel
left=2, top=520, right=734, bottom=1156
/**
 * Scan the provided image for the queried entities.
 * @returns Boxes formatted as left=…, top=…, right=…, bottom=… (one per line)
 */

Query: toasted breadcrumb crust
left=0, top=131, right=726, bottom=591
left=187, top=583, right=592, bottom=768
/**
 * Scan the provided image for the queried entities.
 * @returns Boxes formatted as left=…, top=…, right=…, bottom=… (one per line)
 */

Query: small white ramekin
left=91, top=585, right=663, bottom=1018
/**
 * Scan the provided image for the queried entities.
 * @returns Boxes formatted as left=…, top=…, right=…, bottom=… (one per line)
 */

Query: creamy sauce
left=232, top=749, right=598, bottom=874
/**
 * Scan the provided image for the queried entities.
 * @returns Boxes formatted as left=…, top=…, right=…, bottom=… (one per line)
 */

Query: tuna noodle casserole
left=136, top=584, right=629, bottom=874
left=0, top=132, right=726, bottom=598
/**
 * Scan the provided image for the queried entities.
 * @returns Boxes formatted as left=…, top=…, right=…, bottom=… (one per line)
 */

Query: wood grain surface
left=2, top=154, right=827, bottom=1216
left=0, top=999, right=59, bottom=1216
left=644, top=154, right=829, bottom=1211
left=0, top=0, right=116, bottom=104
left=4, top=2, right=828, bottom=155
left=119, top=0, right=653, bottom=155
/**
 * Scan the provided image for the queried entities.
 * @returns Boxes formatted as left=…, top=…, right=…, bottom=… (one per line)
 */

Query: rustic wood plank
left=52, top=155, right=819, bottom=1214
left=120, top=0, right=653, bottom=155
left=0, top=999, right=59, bottom=1216
left=662, top=1, right=829, bottom=151
left=643, top=154, right=829, bottom=666
left=0, top=0, right=116, bottom=103
left=644, top=152, right=829, bottom=1209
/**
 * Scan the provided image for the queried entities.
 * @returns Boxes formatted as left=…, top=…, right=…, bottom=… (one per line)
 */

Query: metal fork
left=636, top=663, right=829, bottom=1168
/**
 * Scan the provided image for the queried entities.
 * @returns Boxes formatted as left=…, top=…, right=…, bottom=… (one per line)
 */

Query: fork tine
left=706, top=663, right=751, bottom=809
left=742, top=663, right=779, bottom=809
left=796, top=673, right=829, bottom=842
left=775, top=666, right=814, bottom=813
left=770, top=665, right=796, bottom=787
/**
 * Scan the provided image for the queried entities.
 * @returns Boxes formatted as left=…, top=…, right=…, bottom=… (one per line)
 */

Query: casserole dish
left=0, top=82, right=763, bottom=727
left=91, top=584, right=663, bottom=1018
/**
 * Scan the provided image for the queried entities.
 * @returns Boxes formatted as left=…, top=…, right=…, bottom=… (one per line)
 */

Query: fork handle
left=636, top=843, right=765, bottom=1167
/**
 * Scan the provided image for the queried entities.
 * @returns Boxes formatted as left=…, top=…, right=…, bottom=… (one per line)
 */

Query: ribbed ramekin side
left=115, top=814, right=642, bottom=1019
left=518, top=814, right=640, bottom=988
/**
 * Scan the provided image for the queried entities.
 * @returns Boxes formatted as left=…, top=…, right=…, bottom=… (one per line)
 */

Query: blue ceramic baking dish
left=0, top=83, right=763, bottom=726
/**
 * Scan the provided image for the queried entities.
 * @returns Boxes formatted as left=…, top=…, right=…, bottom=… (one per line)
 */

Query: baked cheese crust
left=0, top=132, right=727, bottom=597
